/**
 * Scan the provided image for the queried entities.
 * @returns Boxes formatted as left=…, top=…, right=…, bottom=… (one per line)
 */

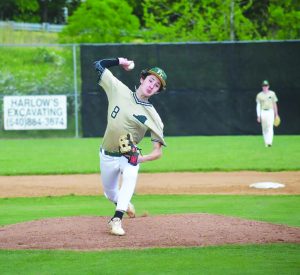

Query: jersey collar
left=133, top=91, right=152, bottom=106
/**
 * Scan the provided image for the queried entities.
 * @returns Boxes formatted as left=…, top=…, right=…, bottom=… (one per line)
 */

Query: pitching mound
left=1, top=214, right=299, bottom=251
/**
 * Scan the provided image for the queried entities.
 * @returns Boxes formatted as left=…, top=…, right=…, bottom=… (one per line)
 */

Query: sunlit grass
left=0, top=27, right=59, bottom=44
left=0, top=245, right=299, bottom=275
left=1, top=194, right=299, bottom=227
left=0, top=136, right=299, bottom=175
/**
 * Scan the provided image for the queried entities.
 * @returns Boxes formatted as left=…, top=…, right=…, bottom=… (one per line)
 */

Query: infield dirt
left=0, top=172, right=299, bottom=251
left=0, top=171, right=299, bottom=197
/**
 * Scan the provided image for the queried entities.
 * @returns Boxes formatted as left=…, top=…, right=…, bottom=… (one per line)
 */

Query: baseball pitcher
left=94, top=57, right=167, bottom=236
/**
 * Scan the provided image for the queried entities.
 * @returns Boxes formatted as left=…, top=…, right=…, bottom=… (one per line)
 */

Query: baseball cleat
left=126, top=202, right=136, bottom=218
left=108, top=217, right=125, bottom=236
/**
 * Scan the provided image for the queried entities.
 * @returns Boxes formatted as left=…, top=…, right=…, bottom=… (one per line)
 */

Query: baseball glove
left=274, top=116, right=281, bottom=127
left=119, top=133, right=140, bottom=166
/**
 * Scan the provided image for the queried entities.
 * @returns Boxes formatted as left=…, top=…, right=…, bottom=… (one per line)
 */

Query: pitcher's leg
left=108, top=159, right=139, bottom=236
left=100, top=151, right=120, bottom=203
left=116, top=158, right=139, bottom=212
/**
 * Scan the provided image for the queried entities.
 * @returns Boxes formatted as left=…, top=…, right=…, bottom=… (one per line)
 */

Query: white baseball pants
left=99, top=149, right=139, bottom=212
left=260, top=109, right=275, bottom=146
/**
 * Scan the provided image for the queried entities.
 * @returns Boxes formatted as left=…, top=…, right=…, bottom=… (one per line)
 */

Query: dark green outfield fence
left=80, top=41, right=300, bottom=137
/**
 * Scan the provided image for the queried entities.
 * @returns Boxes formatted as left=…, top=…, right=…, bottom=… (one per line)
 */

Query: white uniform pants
left=99, top=149, right=139, bottom=212
left=260, top=109, right=275, bottom=146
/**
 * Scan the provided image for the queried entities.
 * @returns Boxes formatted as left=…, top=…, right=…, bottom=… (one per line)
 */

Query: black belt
left=263, top=109, right=270, bottom=111
left=101, top=148, right=122, bottom=157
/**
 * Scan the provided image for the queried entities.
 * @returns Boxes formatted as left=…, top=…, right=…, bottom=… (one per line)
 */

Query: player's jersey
left=99, top=68, right=166, bottom=152
left=256, top=90, right=278, bottom=110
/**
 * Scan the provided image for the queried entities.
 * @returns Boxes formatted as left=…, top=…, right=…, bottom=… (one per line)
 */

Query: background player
left=94, top=57, right=167, bottom=236
left=256, top=80, right=279, bottom=147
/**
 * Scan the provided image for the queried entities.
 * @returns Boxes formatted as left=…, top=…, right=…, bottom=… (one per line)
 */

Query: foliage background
left=1, top=0, right=300, bottom=43
left=58, top=0, right=140, bottom=43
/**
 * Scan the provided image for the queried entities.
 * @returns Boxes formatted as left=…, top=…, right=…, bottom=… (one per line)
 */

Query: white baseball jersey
left=256, top=90, right=278, bottom=111
left=99, top=68, right=166, bottom=152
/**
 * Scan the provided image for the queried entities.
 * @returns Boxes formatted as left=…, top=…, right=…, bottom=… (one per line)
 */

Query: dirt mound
left=1, top=214, right=299, bottom=251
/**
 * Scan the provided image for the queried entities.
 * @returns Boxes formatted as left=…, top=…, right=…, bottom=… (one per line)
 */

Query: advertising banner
left=4, top=95, right=67, bottom=130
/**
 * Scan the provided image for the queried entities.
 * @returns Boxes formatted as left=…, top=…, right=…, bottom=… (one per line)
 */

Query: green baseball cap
left=148, top=67, right=167, bottom=89
left=262, top=80, right=269, bottom=86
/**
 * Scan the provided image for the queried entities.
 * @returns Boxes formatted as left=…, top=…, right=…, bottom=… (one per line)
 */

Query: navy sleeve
left=94, top=58, right=119, bottom=78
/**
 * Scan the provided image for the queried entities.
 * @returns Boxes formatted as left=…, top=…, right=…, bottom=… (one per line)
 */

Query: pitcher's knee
left=104, top=191, right=118, bottom=203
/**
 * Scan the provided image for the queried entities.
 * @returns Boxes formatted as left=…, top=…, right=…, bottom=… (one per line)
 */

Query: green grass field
left=0, top=28, right=59, bottom=44
left=1, top=135, right=300, bottom=175
left=0, top=244, right=299, bottom=275
left=1, top=195, right=299, bottom=227
left=0, top=135, right=299, bottom=274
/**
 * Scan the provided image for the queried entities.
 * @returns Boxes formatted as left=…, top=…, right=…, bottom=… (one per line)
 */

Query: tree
left=243, top=0, right=300, bottom=40
left=142, top=0, right=259, bottom=42
left=0, top=0, right=80, bottom=24
left=267, top=0, right=300, bottom=39
left=59, top=0, right=140, bottom=43
left=141, top=0, right=197, bottom=42
left=125, top=0, right=145, bottom=26
left=38, top=0, right=64, bottom=23
left=0, top=0, right=39, bottom=22
left=38, top=0, right=81, bottom=24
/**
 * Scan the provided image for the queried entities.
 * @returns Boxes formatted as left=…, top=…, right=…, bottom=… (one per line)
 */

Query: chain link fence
left=0, top=44, right=81, bottom=138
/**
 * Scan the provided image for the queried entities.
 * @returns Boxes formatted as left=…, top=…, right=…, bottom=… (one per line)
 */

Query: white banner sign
left=4, top=95, right=67, bottom=130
